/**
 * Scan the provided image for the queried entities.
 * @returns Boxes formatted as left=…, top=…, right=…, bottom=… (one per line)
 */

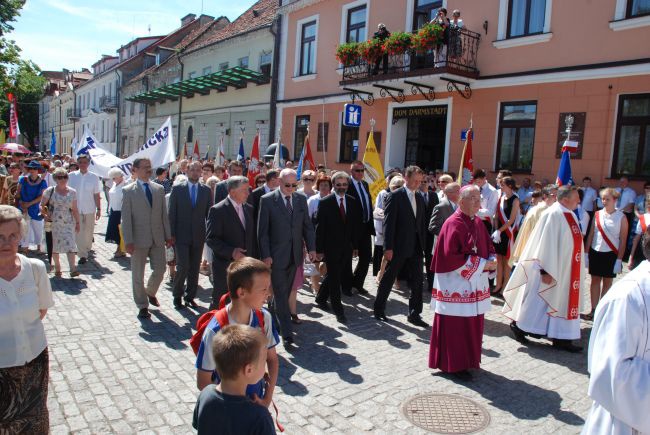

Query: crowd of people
left=1, top=148, right=649, bottom=434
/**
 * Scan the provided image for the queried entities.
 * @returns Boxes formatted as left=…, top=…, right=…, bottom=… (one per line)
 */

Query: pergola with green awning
left=125, top=66, right=269, bottom=104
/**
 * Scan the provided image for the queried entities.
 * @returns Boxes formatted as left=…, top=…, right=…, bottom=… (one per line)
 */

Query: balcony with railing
left=340, top=27, right=481, bottom=85
left=99, top=96, right=118, bottom=112
left=66, top=108, right=81, bottom=120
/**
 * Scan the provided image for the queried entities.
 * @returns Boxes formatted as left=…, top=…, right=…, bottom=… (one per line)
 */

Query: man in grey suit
left=205, top=176, right=256, bottom=308
left=214, top=160, right=244, bottom=204
left=121, top=158, right=172, bottom=319
left=258, top=168, right=316, bottom=346
left=168, top=161, right=212, bottom=309
left=428, top=182, right=461, bottom=237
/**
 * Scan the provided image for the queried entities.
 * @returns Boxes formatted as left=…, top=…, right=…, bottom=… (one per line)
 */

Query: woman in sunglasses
left=40, top=168, right=81, bottom=278
left=298, top=170, right=317, bottom=198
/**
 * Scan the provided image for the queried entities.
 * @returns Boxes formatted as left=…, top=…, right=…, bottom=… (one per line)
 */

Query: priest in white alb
left=502, top=185, right=589, bottom=353
left=429, top=185, right=497, bottom=381
left=582, top=226, right=650, bottom=434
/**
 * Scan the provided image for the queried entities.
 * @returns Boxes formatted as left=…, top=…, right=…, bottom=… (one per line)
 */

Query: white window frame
left=339, top=0, right=370, bottom=44
left=493, top=0, right=553, bottom=49
left=294, top=14, right=319, bottom=79
left=610, top=0, right=650, bottom=30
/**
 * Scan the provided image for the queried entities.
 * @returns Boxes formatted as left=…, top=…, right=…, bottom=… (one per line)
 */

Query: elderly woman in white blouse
left=0, top=205, right=54, bottom=434
left=105, top=168, right=126, bottom=258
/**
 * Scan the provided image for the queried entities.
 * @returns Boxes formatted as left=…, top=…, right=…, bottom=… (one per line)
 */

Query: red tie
left=339, top=197, right=346, bottom=222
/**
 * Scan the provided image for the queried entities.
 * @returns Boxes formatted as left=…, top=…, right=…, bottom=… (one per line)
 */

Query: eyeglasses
left=303, top=178, right=315, bottom=182
left=335, top=183, right=348, bottom=187
left=257, top=179, right=266, bottom=183
left=55, top=175, right=68, bottom=180
left=353, top=169, right=365, bottom=173
left=284, top=183, right=298, bottom=188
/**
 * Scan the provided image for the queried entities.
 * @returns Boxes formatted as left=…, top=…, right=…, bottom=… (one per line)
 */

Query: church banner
left=83, top=117, right=175, bottom=178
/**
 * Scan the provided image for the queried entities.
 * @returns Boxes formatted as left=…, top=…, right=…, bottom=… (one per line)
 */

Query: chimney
left=198, top=14, right=215, bottom=26
left=181, top=13, right=196, bottom=26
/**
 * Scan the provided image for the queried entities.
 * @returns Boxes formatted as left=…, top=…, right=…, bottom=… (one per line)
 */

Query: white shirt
left=406, top=188, right=418, bottom=215
left=307, top=193, right=324, bottom=219
left=616, top=187, right=637, bottom=211
left=68, top=170, right=101, bottom=214
left=477, top=182, right=498, bottom=220
left=581, top=186, right=598, bottom=212
left=108, top=181, right=125, bottom=212
left=591, top=209, right=625, bottom=252
left=0, top=255, right=54, bottom=368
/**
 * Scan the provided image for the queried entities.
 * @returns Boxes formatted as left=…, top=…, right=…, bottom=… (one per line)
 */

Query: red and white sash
left=595, top=210, right=619, bottom=255
left=640, top=214, right=648, bottom=233
left=563, top=212, right=582, bottom=320
left=497, top=194, right=514, bottom=259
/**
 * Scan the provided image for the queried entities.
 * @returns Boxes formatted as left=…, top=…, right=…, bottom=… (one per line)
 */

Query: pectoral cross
left=472, top=245, right=477, bottom=253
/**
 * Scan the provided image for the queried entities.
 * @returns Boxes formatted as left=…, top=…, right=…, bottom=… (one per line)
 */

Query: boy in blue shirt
left=196, top=257, right=279, bottom=408
left=193, top=324, right=276, bottom=434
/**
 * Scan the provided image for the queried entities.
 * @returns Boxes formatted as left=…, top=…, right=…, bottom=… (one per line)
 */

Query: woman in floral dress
left=41, top=168, right=80, bottom=278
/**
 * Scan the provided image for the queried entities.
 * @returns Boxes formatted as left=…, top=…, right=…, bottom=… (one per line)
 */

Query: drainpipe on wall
left=114, top=69, right=122, bottom=156
left=177, top=55, right=184, bottom=156
left=268, top=14, right=282, bottom=145
left=143, top=76, right=149, bottom=141
left=59, top=99, right=62, bottom=155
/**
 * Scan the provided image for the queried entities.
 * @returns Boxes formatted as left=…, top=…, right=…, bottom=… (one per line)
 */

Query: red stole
left=595, top=210, right=619, bottom=255
left=563, top=212, right=582, bottom=320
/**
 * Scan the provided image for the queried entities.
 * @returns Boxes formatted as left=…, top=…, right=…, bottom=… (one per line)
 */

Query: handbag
left=41, top=188, right=55, bottom=232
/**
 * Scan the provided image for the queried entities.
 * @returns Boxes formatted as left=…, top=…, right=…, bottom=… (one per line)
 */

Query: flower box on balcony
left=384, top=32, right=413, bottom=55
left=413, top=23, right=444, bottom=53
left=335, top=42, right=360, bottom=66
left=358, top=38, right=385, bottom=63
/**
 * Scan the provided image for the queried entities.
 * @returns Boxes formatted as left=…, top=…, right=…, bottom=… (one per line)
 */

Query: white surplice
left=582, top=260, right=650, bottom=434
left=502, top=202, right=590, bottom=340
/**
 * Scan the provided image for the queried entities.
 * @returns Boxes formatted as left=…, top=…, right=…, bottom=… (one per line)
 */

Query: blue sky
left=11, top=0, right=257, bottom=71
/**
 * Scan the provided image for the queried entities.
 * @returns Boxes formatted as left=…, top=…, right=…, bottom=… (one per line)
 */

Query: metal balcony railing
left=341, top=27, right=481, bottom=83
left=99, top=96, right=118, bottom=112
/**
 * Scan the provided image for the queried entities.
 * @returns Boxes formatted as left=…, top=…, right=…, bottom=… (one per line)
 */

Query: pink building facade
left=276, top=0, right=650, bottom=187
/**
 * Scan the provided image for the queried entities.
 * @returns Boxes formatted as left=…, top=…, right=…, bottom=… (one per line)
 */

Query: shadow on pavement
left=450, top=371, right=585, bottom=425
left=139, top=309, right=192, bottom=350
left=51, top=277, right=87, bottom=295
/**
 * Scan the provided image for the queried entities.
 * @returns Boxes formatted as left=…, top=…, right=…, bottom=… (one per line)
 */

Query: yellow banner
left=0, top=129, right=5, bottom=145
left=362, top=131, right=386, bottom=205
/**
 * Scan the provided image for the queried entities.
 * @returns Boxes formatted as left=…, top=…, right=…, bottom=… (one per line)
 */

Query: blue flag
left=237, top=136, right=245, bottom=162
left=555, top=149, right=574, bottom=186
left=296, top=144, right=306, bottom=180
left=50, top=128, right=56, bottom=155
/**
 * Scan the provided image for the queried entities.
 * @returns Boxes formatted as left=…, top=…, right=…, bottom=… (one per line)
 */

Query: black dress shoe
left=510, top=322, right=529, bottom=344
left=185, top=299, right=199, bottom=309
left=356, top=287, right=369, bottom=295
left=451, top=370, right=473, bottom=381
left=407, top=315, right=429, bottom=328
left=316, top=301, right=331, bottom=312
left=137, top=308, right=151, bottom=319
left=374, top=312, right=389, bottom=322
left=336, top=314, right=348, bottom=324
left=342, top=289, right=354, bottom=296
left=552, top=339, right=583, bottom=353
left=148, top=296, right=160, bottom=307
left=78, top=257, right=87, bottom=265
left=173, top=297, right=185, bottom=309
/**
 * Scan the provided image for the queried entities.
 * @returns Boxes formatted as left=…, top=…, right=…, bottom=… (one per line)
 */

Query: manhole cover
left=401, top=393, right=490, bottom=434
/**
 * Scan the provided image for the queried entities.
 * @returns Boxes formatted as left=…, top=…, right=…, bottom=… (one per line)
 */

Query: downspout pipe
left=114, top=69, right=122, bottom=156
left=143, top=76, right=149, bottom=141
left=268, top=14, right=282, bottom=144
left=177, top=55, right=184, bottom=156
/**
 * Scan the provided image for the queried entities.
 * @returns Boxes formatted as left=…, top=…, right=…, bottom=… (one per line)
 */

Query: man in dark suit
left=315, top=171, right=362, bottom=323
left=419, top=177, right=439, bottom=291
left=258, top=168, right=316, bottom=345
left=248, top=169, right=280, bottom=228
left=205, top=175, right=256, bottom=308
left=346, top=160, right=374, bottom=295
left=428, top=182, right=460, bottom=237
left=374, top=165, right=428, bottom=327
left=214, top=160, right=244, bottom=204
left=168, top=161, right=212, bottom=308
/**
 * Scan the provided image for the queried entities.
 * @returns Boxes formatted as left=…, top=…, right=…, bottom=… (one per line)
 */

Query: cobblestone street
left=45, top=216, right=594, bottom=434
